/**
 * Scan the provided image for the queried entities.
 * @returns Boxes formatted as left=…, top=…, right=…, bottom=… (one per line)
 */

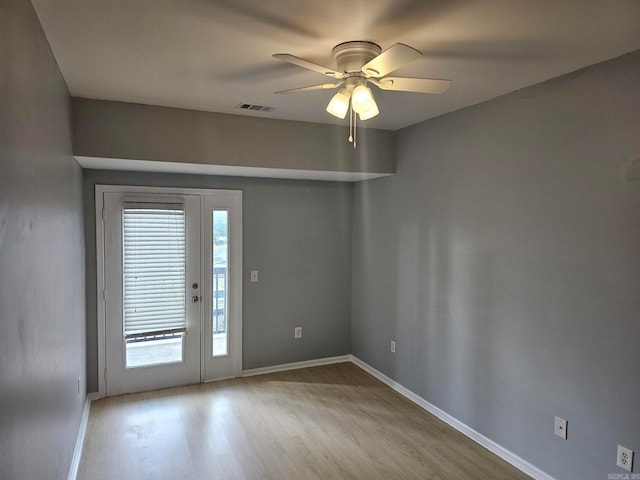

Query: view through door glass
left=123, top=206, right=187, bottom=367
left=212, top=210, right=229, bottom=357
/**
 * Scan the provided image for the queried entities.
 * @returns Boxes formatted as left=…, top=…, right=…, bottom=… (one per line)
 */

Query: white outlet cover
left=250, top=270, right=259, bottom=282
left=390, top=340, right=396, bottom=353
left=617, top=445, right=634, bottom=472
left=294, top=327, right=302, bottom=339
left=554, top=416, right=567, bottom=439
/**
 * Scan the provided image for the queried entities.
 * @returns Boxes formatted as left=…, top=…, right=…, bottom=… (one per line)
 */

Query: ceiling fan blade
left=273, top=54, right=344, bottom=79
left=274, top=82, right=344, bottom=95
left=372, top=77, right=451, bottom=94
left=361, top=43, right=422, bottom=78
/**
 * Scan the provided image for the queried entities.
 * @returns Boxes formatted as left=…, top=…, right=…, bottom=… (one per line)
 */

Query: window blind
left=122, top=206, right=186, bottom=337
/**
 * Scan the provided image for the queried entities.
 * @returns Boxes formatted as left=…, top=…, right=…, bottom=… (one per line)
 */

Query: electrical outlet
left=294, top=326, right=302, bottom=339
left=250, top=270, right=259, bottom=282
left=617, top=445, right=634, bottom=472
left=554, top=416, right=567, bottom=439
left=390, top=340, right=396, bottom=353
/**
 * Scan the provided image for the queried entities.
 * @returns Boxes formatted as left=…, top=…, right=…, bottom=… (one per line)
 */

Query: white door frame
left=95, top=184, right=243, bottom=398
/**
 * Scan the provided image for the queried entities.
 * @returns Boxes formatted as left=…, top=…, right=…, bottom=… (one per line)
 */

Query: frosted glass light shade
left=351, top=85, right=375, bottom=114
left=326, top=89, right=350, bottom=119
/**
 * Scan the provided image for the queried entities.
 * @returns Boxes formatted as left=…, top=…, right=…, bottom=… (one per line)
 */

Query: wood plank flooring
left=78, top=362, right=531, bottom=479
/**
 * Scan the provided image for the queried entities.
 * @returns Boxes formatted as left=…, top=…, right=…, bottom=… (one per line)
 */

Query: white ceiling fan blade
left=273, top=54, right=344, bottom=79
left=274, top=81, right=344, bottom=94
left=372, top=77, right=452, bottom=94
left=361, top=43, right=422, bottom=78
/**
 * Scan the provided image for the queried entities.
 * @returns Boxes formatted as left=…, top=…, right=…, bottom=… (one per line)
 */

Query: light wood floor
left=79, top=362, right=531, bottom=480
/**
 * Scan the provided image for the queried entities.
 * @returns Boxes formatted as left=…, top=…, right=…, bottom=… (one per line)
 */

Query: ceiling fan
left=273, top=41, right=451, bottom=144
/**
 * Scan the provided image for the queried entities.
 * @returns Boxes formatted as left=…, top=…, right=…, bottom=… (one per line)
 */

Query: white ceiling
left=32, top=0, right=640, bottom=131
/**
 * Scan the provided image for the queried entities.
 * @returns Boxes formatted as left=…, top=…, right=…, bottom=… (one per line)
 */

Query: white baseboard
left=241, top=354, right=351, bottom=377
left=68, top=396, right=91, bottom=480
left=349, top=355, right=555, bottom=480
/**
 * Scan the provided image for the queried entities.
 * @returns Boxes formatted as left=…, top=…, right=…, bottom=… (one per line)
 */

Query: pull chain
left=348, top=101, right=353, bottom=144
left=347, top=102, right=357, bottom=149
left=354, top=108, right=357, bottom=149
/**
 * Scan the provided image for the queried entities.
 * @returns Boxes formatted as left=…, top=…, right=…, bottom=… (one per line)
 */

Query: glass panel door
left=99, top=187, right=242, bottom=395
left=103, top=192, right=201, bottom=396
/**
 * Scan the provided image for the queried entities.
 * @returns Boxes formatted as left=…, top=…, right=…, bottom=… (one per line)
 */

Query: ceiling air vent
left=235, top=103, right=276, bottom=113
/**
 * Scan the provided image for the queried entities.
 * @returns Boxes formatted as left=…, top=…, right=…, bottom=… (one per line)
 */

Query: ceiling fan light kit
left=274, top=41, right=452, bottom=147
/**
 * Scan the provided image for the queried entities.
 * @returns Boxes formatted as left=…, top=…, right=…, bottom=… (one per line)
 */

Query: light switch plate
left=250, top=270, right=259, bottom=282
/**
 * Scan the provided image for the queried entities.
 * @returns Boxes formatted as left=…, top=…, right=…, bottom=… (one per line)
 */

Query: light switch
left=250, top=270, right=259, bottom=282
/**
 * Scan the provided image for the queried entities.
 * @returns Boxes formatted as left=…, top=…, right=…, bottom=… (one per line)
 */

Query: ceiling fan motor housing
left=332, top=41, right=381, bottom=74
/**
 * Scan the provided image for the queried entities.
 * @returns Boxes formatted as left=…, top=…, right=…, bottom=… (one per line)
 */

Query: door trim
left=95, top=185, right=243, bottom=399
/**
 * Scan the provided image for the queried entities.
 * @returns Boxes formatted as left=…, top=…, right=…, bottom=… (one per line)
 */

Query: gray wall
left=0, top=0, right=86, bottom=479
left=84, top=170, right=352, bottom=391
left=73, top=98, right=396, bottom=176
left=351, top=51, right=640, bottom=480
